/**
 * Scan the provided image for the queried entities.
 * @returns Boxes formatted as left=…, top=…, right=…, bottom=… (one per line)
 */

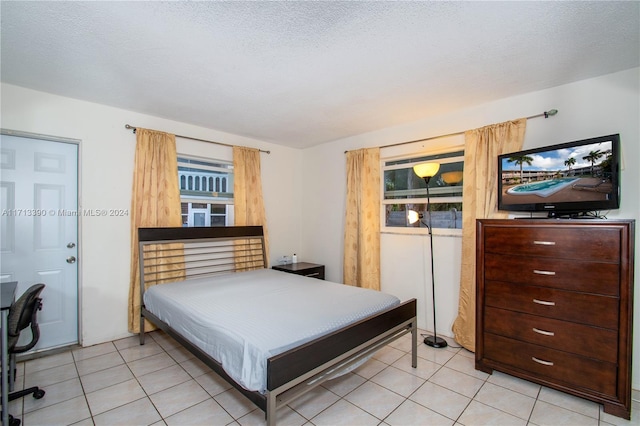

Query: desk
left=1, top=281, right=18, bottom=426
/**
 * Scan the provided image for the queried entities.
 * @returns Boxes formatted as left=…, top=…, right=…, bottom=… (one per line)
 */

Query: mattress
left=143, top=268, right=400, bottom=392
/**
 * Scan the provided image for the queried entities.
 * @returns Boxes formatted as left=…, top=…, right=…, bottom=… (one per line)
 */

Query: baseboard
left=16, top=343, right=81, bottom=362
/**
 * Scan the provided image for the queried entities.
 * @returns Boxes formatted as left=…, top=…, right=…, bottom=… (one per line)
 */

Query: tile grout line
left=72, top=349, right=92, bottom=422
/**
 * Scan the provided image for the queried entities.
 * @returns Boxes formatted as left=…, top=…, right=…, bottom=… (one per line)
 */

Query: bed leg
left=139, top=316, right=146, bottom=345
left=411, top=321, right=417, bottom=368
left=266, top=391, right=277, bottom=426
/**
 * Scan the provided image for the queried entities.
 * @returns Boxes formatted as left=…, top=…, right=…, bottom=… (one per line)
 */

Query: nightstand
left=272, top=262, right=325, bottom=280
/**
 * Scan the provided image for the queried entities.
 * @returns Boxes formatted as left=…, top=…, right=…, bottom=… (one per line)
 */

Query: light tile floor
left=5, top=329, right=639, bottom=426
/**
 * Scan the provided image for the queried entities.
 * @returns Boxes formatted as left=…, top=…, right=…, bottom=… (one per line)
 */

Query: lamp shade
left=413, top=162, right=440, bottom=179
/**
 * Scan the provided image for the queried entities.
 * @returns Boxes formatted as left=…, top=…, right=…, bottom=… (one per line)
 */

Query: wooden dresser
left=475, top=219, right=635, bottom=419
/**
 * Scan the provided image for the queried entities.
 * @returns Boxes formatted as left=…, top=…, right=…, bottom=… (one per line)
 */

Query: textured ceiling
left=1, top=1, right=639, bottom=148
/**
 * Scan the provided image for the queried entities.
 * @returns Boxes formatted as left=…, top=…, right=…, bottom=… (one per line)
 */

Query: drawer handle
left=532, top=357, right=554, bottom=366
left=533, top=269, right=556, bottom=276
left=305, top=273, right=320, bottom=277
left=533, top=240, right=556, bottom=246
left=533, top=327, right=555, bottom=336
left=533, top=299, right=555, bottom=306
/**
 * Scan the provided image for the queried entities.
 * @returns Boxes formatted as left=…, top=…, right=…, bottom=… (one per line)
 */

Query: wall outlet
left=280, top=255, right=291, bottom=265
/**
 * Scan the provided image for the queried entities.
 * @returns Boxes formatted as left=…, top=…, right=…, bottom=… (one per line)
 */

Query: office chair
left=7, top=283, right=47, bottom=402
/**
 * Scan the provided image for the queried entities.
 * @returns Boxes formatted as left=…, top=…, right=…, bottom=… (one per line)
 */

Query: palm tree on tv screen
left=564, top=157, right=576, bottom=174
left=507, top=155, right=534, bottom=182
left=582, top=150, right=604, bottom=176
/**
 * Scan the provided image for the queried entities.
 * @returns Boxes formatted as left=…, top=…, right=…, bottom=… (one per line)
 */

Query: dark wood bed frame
left=138, top=226, right=417, bottom=425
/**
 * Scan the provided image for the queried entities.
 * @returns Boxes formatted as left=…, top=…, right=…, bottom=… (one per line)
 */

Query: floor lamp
left=411, top=162, right=447, bottom=348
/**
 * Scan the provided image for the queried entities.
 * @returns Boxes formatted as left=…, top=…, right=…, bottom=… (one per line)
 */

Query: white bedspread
left=143, top=268, right=400, bottom=392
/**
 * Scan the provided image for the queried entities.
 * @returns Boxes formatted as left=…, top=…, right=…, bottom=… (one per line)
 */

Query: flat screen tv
left=498, top=134, right=620, bottom=218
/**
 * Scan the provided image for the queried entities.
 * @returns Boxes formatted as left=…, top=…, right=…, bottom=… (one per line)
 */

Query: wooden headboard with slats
left=138, top=226, right=267, bottom=292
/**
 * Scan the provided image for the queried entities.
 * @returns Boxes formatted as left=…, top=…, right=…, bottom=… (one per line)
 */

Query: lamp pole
left=423, top=176, right=447, bottom=348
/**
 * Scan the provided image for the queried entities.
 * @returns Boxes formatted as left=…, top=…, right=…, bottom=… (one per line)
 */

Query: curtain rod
left=124, top=124, right=271, bottom=154
left=345, top=109, right=558, bottom=153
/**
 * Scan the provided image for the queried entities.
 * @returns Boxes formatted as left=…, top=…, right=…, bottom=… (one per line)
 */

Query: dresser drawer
left=484, top=307, right=617, bottom=363
left=482, top=226, right=620, bottom=262
left=484, top=253, right=619, bottom=295
left=484, top=334, right=617, bottom=396
left=485, top=281, right=619, bottom=329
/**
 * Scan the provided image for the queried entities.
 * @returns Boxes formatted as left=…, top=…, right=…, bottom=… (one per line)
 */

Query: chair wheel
left=33, top=389, right=45, bottom=399
left=10, top=414, right=21, bottom=426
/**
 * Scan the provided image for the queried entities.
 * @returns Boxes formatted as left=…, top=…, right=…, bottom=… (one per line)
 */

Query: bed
left=138, top=226, right=417, bottom=425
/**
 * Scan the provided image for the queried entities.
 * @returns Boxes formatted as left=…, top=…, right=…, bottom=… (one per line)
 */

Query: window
left=382, top=149, right=464, bottom=232
left=178, top=156, right=234, bottom=227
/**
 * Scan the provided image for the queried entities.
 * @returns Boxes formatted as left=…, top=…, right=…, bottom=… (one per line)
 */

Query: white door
left=0, top=132, right=79, bottom=351
left=187, top=203, right=210, bottom=227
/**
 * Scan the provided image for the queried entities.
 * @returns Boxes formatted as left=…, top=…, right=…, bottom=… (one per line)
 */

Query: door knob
left=66, top=256, right=76, bottom=264
left=67, top=242, right=76, bottom=248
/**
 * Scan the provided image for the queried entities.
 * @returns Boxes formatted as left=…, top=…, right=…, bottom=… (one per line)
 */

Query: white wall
left=1, top=83, right=302, bottom=346
left=301, top=68, right=640, bottom=388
